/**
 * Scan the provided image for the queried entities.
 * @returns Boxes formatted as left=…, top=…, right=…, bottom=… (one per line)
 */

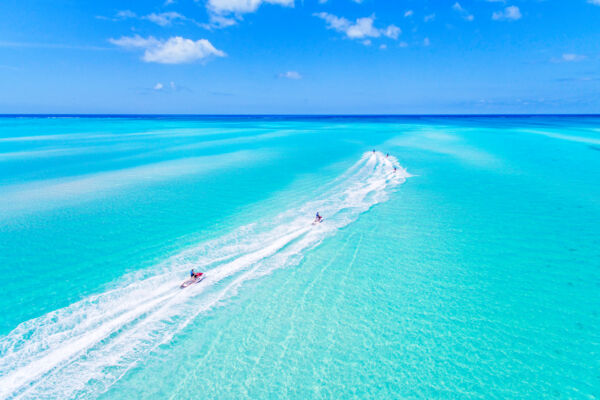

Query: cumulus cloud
left=109, top=35, right=226, bottom=64
left=492, top=6, right=522, bottom=21
left=384, top=25, right=401, bottom=39
left=588, top=0, right=600, bottom=5
left=319, top=14, right=378, bottom=39
left=205, top=0, right=293, bottom=26
left=279, top=71, right=302, bottom=79
left=203, top=0, right=296, bottom=29
left=207, top=0, right=293, bottom=14
left=404, top=10, right=414, bottom=17
left=314, top=12, right=400, bottom=42
left=154, top=82, right=164, bottom=90
left=424, top=13, right=435, bottom=22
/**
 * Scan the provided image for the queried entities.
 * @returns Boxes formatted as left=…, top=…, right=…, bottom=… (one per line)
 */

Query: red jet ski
left=180, top=272, right=205, bottom=289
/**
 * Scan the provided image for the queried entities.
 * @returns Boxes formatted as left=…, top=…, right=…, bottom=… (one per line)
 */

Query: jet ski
left=312, top=212, right=324, bottom=225
left=180, top=273, right=205, bottom=289
left=312, top=217, right=324, bottom=225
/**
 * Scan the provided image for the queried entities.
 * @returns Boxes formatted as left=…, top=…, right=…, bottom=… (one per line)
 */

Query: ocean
left=0, top=116, right=599, bottom=399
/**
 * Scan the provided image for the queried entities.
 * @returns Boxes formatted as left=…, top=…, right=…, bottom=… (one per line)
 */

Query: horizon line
left=1, top=113, right=600, bottom=118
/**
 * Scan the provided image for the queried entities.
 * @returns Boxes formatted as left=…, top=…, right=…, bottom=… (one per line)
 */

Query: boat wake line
left=0, top=151, right=410, bottom=399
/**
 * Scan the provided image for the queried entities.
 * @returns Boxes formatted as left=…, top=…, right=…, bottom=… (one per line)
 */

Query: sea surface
left=0, top=116, right=599, bottom=399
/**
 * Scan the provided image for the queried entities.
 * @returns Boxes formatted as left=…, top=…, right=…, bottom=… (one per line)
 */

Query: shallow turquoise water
left=0, top=116, right=599, bottom=399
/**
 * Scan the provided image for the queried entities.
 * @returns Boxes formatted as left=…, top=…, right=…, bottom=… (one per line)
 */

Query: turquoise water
left=0, top=116, right=599, bottom=399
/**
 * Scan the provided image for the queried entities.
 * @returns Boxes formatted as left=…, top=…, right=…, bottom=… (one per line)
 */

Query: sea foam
left=0, top=151, right=409, bottom=399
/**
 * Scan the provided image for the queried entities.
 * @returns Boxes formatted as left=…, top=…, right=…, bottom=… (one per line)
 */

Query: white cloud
left=588, top=0, right=600, bottom=5
left=110, top=35, right=226, bottom=64
left=116, top=10, right=137, bottom=19
left=152, top=81, right=178, bottom=91
left=347, top=18, right=380, bottom=38
left=110, top=35, right=159, bottom=49
left=144, top=37, right=225, bottom=63
left=452, top=2, right=474, bottom=21
left=143, top=12, right=186, bottom=26
left=96, top=9, right=136, bottom=21
left=379, top=44, right=387, bottom=50
left=561, top=53, right=586, bottom=62
left=423, top=37, right=431, bottom=46
left=107, top=10, right=198, bottom=26
left=314, top=12, right=400, bottom=42
left=202, top=0, right=294, bottom=28
left=492, top=6, right=522, bottom=21
left=452, top=3, right=464, bottom=12
left=206, top=14, right=238, bottom=28
left=207, top=0, right=293, bottom=16
left=404, top=10, right=413, bottom=17
left=398, top=41, right=408, bottom=48
left=424, top=13, right=435, bottom=22
left=384, top=25, right=401, bottom=39
left=153, top=81, right=178, bottom=91
left=279, top=71, right=302, bottom=79
left=383, top=25, right=401, bottom=39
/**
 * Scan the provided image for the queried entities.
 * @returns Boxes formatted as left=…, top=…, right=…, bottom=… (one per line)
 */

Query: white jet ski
left=312, top=217, right=324, bottom=225
left=180, top=273, right=205, bottom=289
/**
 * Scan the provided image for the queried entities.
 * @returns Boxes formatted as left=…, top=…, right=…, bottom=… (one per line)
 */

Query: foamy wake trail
left=0, top=152, right=409, bottom=399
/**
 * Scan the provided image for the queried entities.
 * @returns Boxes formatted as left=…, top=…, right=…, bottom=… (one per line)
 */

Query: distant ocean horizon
left=2, top=113, right=600, bottom=117
left=1, top=115, right=598, bottom=399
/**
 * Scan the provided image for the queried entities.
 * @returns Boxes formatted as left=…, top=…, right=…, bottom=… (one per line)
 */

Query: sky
left=0, top=0, right=599, bottom=114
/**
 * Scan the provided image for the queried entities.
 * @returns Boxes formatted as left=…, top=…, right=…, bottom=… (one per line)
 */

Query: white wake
left=0, top=151, right=409, bottom=399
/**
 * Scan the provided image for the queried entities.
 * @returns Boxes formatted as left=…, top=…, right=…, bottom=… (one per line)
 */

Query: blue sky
left=1, top=0, right=599, bottom=114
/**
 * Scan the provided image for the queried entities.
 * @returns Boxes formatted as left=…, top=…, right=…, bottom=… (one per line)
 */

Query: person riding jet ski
left=314, top=212, right=323, bottom=224
left=181, top=269, right=204, bottom=288
left=190, top=269, right=203, bottom=279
